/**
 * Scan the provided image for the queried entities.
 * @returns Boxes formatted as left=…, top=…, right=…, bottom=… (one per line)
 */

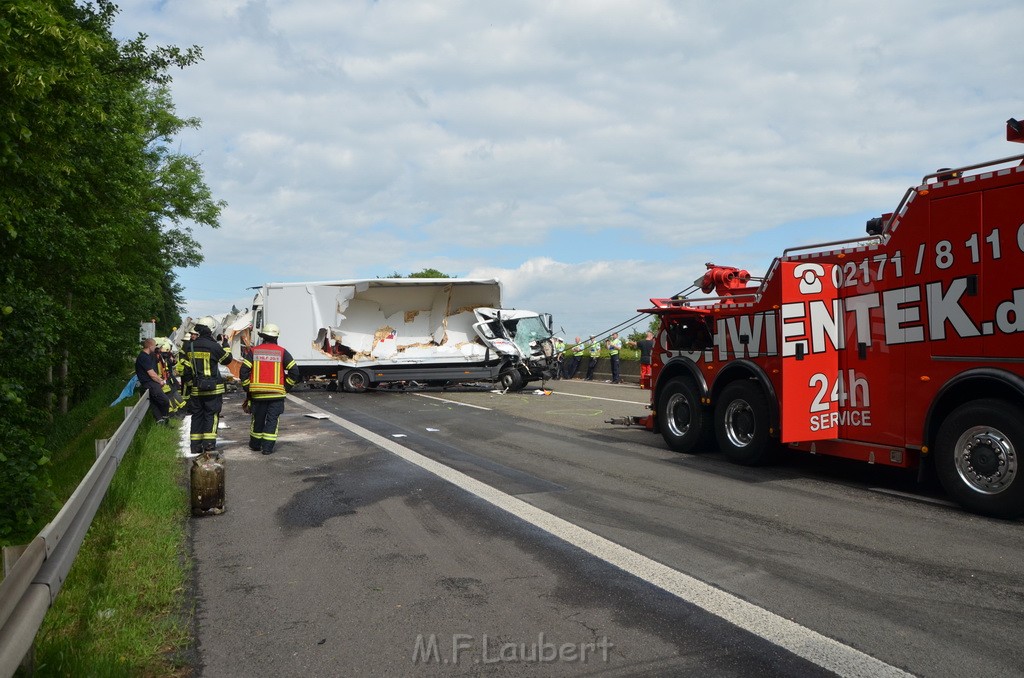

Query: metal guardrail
left=0, top=392, right=151, bottom=677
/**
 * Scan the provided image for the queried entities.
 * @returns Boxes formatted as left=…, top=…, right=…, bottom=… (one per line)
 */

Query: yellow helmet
left=260, top=323, right=281, bottom=338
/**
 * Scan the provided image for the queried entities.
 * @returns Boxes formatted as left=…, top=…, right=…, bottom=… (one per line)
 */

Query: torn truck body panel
left=246, top=278, right=556, bottom=390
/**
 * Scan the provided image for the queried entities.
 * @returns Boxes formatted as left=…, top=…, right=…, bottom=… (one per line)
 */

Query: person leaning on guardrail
left=135, top=337, right=171, bottom=424
left=238, top=323, right=300, bottom=455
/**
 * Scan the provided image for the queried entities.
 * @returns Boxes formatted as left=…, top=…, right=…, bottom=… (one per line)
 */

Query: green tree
left=409, top=268, right=451, bottom=278
left=0, top=0, right=222, bottom=539
left=626, top=317, right=660, bottom=343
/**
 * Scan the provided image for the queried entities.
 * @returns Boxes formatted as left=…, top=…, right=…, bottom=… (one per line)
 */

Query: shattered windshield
left=503, top=316, right=551, bottom=355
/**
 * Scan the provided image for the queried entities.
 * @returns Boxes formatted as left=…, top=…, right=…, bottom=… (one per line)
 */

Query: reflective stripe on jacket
left=240, top=341, right=300, bottom=400
left=248, top=344, right=287, bottom=395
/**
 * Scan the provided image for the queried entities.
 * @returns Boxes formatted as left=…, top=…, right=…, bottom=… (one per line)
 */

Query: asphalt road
left=187, top=379, right=1024, bottom=677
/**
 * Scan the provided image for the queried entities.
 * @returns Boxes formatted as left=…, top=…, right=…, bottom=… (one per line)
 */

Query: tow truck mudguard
left=923, top=367, right=1024, bottom=452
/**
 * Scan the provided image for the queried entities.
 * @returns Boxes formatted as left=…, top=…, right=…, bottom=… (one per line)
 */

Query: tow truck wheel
left=341, top=369, right=369, bottom=393
left=935, top=399, right=1024, bottom=519
left=714, top=380, right=777, bottom=466
left=657, top=377, right=713, bottom=453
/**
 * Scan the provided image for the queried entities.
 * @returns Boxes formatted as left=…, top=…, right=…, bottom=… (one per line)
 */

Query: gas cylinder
left=190, top=452, right=225, bottom=516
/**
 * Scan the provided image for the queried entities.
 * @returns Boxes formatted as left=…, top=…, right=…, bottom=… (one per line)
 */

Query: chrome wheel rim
left=724, top=399, right=755, bottom=448
left=954, top=425, right=1017, bottom=495
left=665, top=393, right=691, bottom=437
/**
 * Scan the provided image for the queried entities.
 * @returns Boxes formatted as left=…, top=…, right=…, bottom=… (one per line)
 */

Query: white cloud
left=116, top=0, right=1024, bottom=330
left=464, top=256, right=711, bottom=339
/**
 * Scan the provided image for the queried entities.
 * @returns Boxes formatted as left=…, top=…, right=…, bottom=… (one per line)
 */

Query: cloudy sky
left=115, top=0, right=1022, bottom=338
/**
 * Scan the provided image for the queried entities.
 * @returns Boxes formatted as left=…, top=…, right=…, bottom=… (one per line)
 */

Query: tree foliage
left=0, top=0, right=222, bottom=538
left=409, top=268, right=451, bottom=279
left=384, top=268, right=452, bottom=279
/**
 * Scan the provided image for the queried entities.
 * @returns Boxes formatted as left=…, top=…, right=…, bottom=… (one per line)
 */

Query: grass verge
left=31, top=418, right=191, bottom=677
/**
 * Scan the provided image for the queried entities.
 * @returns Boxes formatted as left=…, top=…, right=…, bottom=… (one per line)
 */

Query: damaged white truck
left=243, top=278, right=557, bottom=392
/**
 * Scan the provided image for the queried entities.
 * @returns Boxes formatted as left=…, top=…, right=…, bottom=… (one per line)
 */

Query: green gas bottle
left=190, top=452, right=225, bottom=516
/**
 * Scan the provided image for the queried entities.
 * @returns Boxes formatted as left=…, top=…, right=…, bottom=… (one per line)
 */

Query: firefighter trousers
left=189, top=394, right=223, bottom=453
left=249, top=398, right=285, bottom=454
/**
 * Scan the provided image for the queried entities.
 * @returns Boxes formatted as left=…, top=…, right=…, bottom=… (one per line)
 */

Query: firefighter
left=156, top=338, right=185, bottom=415
left=183, top=317, right=232, bottom=455
left=176, top=329, right=197, bottom=408
left=239, top=323, right=300, bottom=455
left=585, top=335, right=601, bottom=381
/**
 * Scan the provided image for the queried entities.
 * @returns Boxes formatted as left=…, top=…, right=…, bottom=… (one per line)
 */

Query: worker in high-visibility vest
left=176, top=328, right=197, bottom=407
left=156, top=338, right=185, bottom=414
left=564, top=336, right=585, bottom=379
left=606, top=332, right=623, bottom=384
left=552, top=337, right=566, bottom=380
left=239, top=323, right=300, bottom=455
left=585, top=335, right=601, bottom=381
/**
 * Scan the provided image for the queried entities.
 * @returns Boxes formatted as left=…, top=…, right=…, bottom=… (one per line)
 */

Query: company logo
left=793, top=263, right=827, bottom=295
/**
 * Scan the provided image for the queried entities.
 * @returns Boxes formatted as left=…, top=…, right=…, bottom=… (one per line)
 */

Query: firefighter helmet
left=260, top=323, right=281, bottom=338
left=195, top=316, right=215, bottom=331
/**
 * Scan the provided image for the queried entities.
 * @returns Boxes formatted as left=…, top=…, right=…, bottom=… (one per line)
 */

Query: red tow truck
left=627, top=117, right=1024, bottom=518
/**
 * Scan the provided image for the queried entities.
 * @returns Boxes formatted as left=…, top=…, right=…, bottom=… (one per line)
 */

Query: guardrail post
left=95, top=439, right=108, bottom=460
left=2, top=545, right=35, bottom=675
left=124, top=406, right=133, bottom=420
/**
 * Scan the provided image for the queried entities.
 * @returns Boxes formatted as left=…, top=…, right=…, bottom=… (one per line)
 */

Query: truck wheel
left=935, top=399, right=1024, bottom=519
left=657, top=377, right=712, bottom=453
left=341, top=369, right=369, bottom=393
left=714, top=380, right=777, bottom=466
left=499, top=369, right=524, bottom=391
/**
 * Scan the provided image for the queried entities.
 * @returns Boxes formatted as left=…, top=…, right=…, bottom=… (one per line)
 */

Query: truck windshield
left=502, top=316, right=551, bottom=355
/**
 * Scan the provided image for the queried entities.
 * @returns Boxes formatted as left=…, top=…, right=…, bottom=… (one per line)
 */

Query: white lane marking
left=411, top=393, right=493, bottom=411
left=550, top=391, right=648, bottom=406
left=289, top=395, right=912, bottom=678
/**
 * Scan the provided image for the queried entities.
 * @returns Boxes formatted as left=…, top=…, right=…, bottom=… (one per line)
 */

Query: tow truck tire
left=341, top=369, right=369, bottom=393
left=935, top=399, right=1024, bottom=519
left=658, top=377, right=713, bottom=453
left=714, top=380, right=778, bottom=466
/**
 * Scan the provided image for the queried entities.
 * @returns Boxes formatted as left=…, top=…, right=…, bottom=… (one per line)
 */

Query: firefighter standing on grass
left=184, top=317, right=233, bottom=455
left=156, top=338, right=184, bottom=415
left=239, top=323, right=300, bottom=455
